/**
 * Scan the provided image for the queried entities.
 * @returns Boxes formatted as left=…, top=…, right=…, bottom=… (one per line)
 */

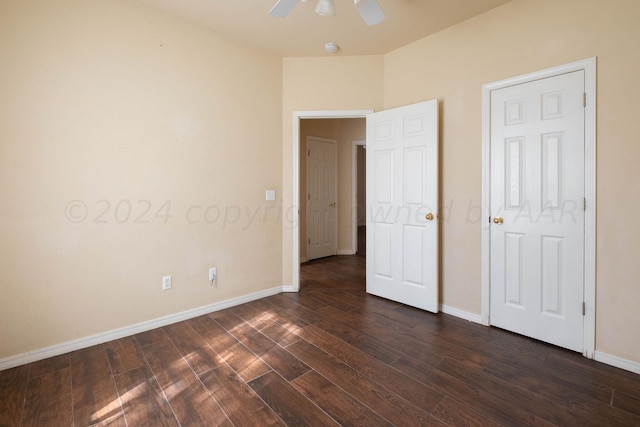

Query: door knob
left=425, top=213, right=434, bottom=221
left=493, top=217, right=504, bottom=224
left=329, top=202, right=336, bottom=207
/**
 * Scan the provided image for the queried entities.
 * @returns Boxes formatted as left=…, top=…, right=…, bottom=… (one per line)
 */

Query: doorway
left=292, top=111, right=371, bottom=290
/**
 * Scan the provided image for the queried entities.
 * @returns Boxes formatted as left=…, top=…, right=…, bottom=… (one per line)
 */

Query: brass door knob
left=493, top=217, right=504, bottom=224
left=329, top=202, right=336, bottom=207
left=425, top=213, right=434, bottom=221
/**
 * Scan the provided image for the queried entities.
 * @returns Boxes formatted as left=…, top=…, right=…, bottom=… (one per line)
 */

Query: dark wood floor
left=2, top=255, right=640, bottom=426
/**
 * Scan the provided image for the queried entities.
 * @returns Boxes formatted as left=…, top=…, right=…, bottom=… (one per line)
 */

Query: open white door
left=366, top=100, right=439, bottom=312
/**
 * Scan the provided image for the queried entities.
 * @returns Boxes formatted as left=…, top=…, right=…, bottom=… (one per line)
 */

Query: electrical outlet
left=162, top=275, right=172, bottom=290
left=208, top=267, right=217, bottom=281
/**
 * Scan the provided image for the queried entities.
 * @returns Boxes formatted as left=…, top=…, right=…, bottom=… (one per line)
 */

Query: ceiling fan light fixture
left=315, top=0, right=336, bottom=17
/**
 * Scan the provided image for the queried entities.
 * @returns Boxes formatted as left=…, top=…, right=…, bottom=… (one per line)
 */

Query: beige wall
left=298, top=119, right=366, bottom=261
left=384, top=0, right=640, bottom=363
left=0, top=0, right=282, bottom=359
left=282, top=56, right=384, bottom=284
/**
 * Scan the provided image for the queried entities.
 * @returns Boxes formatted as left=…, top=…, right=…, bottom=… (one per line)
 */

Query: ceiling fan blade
left=357, top=0, right=385, bottom=26
left=268, top=0, right=301, bottom=18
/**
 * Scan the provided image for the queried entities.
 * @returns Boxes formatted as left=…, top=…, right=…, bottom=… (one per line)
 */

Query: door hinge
left=583, top=197, right=587, bottom=211
left=583, top=93, right=587, bottom=107
left=582, top=302, right=586, bottom=316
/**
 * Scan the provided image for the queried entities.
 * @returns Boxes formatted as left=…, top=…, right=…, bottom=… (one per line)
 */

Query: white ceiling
left=134, top=0, right=511, bottom=57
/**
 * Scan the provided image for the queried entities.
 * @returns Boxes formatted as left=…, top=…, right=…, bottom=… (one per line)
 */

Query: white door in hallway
left=366, top=100, right=439, bottom=312
left=307, top=137, right=337, bottom=261
left=490, top=71, right=585, bottom=352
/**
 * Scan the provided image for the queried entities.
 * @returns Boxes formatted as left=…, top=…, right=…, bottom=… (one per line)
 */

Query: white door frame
left=352, top=140, right=366, bottom=254
left=481, top=58, right=597, bottom=358
left=290, top=110, right=373, bottom=292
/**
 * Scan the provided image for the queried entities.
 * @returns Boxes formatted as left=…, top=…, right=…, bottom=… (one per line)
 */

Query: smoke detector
left=324, top=42, right=339, bottom=54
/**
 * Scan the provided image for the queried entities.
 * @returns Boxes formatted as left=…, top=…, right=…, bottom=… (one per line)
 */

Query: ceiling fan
left=269, top=0, right=386, bottom=26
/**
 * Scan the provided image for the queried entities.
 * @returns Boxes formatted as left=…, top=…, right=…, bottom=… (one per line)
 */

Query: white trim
left=595, top=351, right=640, bottom=375
left=337, top=249, right=356, bottom=256
left=352, top=140, right=366, bottom=254
left=441, top=305, right=483, bottom=324
left=292, top=110, right=373, bottom=292
left=481, top=58, right=597, bottom=357
left=0, top=286, right=283, bottom=371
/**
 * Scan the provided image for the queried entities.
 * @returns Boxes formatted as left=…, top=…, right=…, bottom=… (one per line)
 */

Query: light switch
left=265, top=190, right=276, bottom=201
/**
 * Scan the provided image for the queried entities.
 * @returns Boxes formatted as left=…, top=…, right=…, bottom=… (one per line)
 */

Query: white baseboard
left=440, top=304, right=483, bottom=324
left=282, top=285, right=298, bottom=292
left=594, top=350, right=640, bottom=375
left=0, top=286, right=283, bottom=372
left=337, top=250, right=356, bottom=255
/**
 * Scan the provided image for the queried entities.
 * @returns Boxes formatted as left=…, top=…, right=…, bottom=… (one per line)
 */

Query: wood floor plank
left=162, top=321, right=224, bottom=375
left=91, top=415, right=128, bottom=427
left=72, top=373, right=122, bottom=426
left=105, top=336, right=145, bottom=375
left=300, top=289, right=358, bottom=312
left=296, top=322, right=444, bottom=411
left=260, top=321, right=304, bottom=347
left=140, top=338, right=232, bottom=426
left=214, top=313, right=311, bottom=381
left=135, top=328, right=168, bottom=348
left=187, top=314, right=271, bottom=382
left=266, top=294, right=403, bottom=364
left=225, top=302, right=278, bottom=331
left=545, top=352, right=640, bottom=398
left=319, top=303, right=490, bottom=368
left=291, top=370, right=394, bottom=427
left=264, top=294, right=328, bottom=324
left=0, top=365, right=30, bottom=426
left=71, top=344, right=111, bottom=380
left=485, top=355, right=613, bottom=405
left=287, top=339, right=444, bottom=426
left=29, top=353, right=70, bottom=379
left=249, top=371, right=339, bottom=426
left=71, top=343, right=123, bottom=426
left=356, top=296, right=548, bottom=369
left=114, top=365, right=179, bottom=427
left=431, top=396, right=503, bottom=427
left=613, top=388, right=640, bottom=417
left=22, top=368, right=73, bottom=427
left=436, top=356, right=640, bottom=426
left=91, top=414, right=128, bottom=426
left=280, top=288, right=329, bottom=311
left=199, top=364, right=285, bottom=426
left=391, top=355, right=554, bottom=427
